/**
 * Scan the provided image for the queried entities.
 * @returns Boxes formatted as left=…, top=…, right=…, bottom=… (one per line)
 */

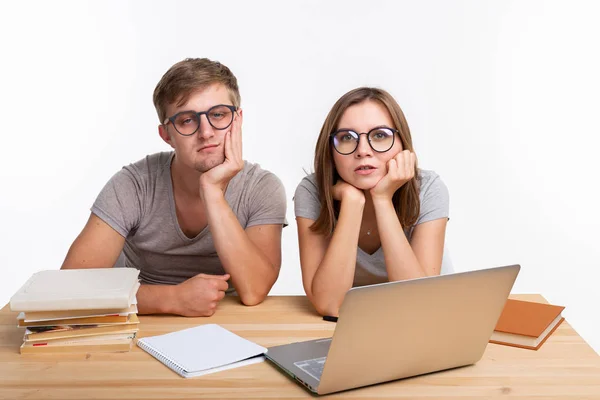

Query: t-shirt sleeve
left=293, top=175, right=321, bottom=221
left=90, top=168, right=143, bottom=238
left=246, top=172, right=288, bottom=228
left=416, top=171, right=449, bottom=225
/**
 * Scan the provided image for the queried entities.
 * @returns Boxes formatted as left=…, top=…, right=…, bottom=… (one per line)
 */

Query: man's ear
left=158, top=124, right=174, bottom=148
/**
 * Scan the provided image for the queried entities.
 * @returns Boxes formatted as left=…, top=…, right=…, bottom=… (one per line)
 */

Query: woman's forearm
left=310, top=198, right=364, bottom=316
left=373, top=197, right=428, bottom=281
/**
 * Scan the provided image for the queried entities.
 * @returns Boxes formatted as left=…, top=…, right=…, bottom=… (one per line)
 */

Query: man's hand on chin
left=199, top=113, right=243, bottom=198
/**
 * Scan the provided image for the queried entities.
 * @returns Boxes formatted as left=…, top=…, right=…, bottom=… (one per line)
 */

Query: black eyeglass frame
left=330, top=127, right=399, bottom=155
left=163, top=104, right=238, bottom=136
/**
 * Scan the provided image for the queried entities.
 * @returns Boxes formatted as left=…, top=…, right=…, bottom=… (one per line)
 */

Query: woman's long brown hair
left=311, top=87, right=420, bottom=235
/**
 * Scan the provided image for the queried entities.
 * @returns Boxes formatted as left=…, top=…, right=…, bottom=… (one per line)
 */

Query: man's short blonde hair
left=153, top=58, right=241, bottom=123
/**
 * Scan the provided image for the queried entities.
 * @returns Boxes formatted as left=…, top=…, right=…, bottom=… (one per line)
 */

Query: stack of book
left=10, top=268, right=141, bottom=354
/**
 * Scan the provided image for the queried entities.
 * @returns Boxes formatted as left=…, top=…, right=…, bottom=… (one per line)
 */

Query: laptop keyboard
left=294, top=357, right=327, bottom=381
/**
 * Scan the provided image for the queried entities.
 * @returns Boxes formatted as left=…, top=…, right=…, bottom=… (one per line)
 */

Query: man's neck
left=170, top=155, right=202, bottom=198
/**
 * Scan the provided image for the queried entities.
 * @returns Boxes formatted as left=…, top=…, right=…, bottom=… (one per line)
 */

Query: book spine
left=20, top=341, right=133, bottom=354
left=10, top=296, right=131, bottom=312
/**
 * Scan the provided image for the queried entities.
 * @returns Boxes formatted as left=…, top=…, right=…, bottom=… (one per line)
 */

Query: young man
left=61, top=58, right=287, bottom=317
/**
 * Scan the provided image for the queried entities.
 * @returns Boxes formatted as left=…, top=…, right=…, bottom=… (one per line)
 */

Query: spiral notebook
left=137, top=324, right=267, bottom=378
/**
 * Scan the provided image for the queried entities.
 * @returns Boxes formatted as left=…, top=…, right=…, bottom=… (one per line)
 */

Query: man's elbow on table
left=238, top=289, right=268, bottom=307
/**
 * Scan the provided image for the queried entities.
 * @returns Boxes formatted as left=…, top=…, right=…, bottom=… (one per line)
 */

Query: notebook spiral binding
left=137, top=339, right=187, bottom=377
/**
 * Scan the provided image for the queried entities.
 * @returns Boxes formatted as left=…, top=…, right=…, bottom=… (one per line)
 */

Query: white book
left=137, top=324, right=267, bottom=378
left=10, top=268, right=140, bottom=312
left=20, top=303, right=138, bottom=323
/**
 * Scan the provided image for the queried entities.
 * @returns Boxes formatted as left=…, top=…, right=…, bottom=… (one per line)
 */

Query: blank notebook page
left=137, top=324, right=267, bottom=377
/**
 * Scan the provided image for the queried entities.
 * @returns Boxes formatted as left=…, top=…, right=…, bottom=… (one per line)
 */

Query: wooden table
left=0, top=294, right=599, bottom=399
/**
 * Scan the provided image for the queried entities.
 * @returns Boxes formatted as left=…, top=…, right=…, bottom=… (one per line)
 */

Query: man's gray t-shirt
left=92, top=152, right=287, bottom=286
left=293, top=170, right=449, bottom=287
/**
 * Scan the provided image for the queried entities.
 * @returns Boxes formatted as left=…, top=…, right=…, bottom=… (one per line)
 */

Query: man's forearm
left=203, top=190, right=277, bottom=306
left=136, top=284, right=179, bottom=315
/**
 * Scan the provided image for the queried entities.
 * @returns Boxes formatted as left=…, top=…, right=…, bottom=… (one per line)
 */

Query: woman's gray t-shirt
left=293, top=170, right=449, bottom=287
left=92, top=151, right=287, bottom=286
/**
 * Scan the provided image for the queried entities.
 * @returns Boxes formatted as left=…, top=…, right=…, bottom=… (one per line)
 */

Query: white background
left=1, top=1, right=598, bottom=353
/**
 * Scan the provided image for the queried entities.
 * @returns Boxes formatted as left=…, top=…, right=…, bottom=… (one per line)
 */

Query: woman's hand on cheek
left=370, top=150, right=416, bottom=200
left=332, top=180, right=365, bottom=204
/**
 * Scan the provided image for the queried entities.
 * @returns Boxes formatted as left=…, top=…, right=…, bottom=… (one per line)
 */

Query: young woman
left=294, top=87, right=449, bottom=316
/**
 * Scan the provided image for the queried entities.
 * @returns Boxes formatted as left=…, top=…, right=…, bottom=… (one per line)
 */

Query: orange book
left=17, top=313, right=135, bottom=328
left=489, top=299, right=565, bottom=350
left=25, top=323, right=139, bottom=342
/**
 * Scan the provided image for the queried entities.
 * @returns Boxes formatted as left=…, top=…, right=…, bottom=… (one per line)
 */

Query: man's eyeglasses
left=164, top=104, right=238, bottom=136
left=330, top=127, right=398, bottom=155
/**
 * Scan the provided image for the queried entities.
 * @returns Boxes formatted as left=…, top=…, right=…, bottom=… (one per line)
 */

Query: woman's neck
left=362, top=190, right=377, bottom=224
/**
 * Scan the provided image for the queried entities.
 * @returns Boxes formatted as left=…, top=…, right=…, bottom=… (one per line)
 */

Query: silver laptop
left=265, top=264, right=520, bottom=395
